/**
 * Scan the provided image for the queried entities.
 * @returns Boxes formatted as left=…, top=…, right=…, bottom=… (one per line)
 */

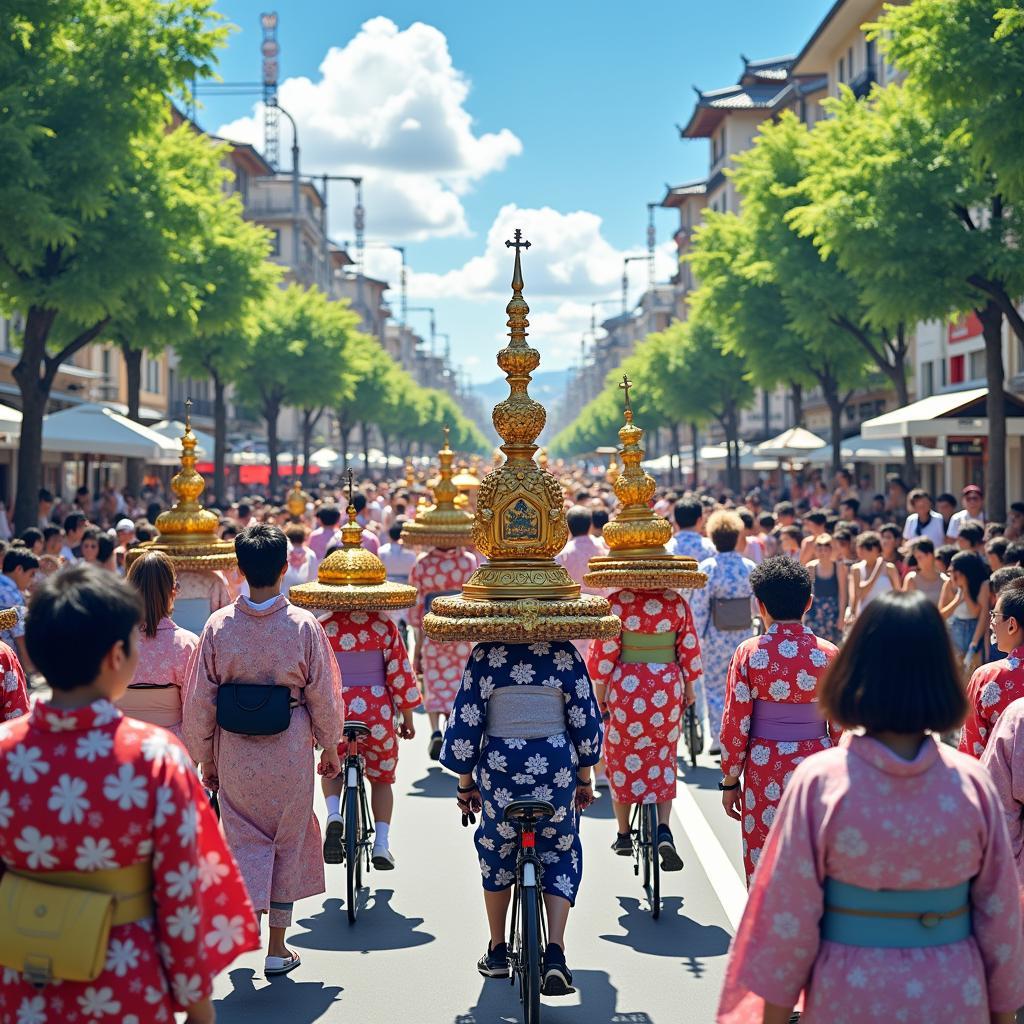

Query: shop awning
left=805, top=434, right=945, bottom=465
left=42, top=404, right=183, bottom=461
left=149, top=420, right=215, bottom=459
left=862, top=387, right=1024, bottom=439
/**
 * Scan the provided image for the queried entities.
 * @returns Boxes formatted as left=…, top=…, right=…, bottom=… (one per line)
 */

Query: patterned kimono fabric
left=408, top=547, right=478, bottom=714
left=586, top=589, right=702, bottom=805
left=958, top=644, right=1024, bottom=758
left=440, top=641, right=603, bottom=904
left=719, top=623, right=838, bottom=883
left=717, top=736, right=1024, bottom=1024
left=0, top=699, right=260, bottom=1021
left=0, top=640, right=28, bottom=723
left=320, top=609, right=421, bottom=783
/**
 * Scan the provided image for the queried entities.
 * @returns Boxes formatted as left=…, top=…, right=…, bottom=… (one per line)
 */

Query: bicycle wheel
left=521, top=884, right=542, bottom=1024
left=645, top=804, right=660, bottom=920
left=345, top=781, right=361, bottom=924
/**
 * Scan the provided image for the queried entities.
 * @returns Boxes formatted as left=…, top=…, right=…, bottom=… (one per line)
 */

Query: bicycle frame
left=507, top=823, right=548, bottom=988
left=344, top=733, right=375, bottom=852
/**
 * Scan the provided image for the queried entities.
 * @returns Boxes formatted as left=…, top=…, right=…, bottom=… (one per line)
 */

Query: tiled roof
left=741, top=54, right=796, bottom=83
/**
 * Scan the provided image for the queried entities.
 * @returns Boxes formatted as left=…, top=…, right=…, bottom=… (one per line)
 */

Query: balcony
left=849, top=64, right=877, bottom=99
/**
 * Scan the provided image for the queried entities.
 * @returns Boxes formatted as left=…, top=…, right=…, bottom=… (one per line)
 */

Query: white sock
left=326, top=795, right=340, bottom=818
left=374, top=821, right=390, bottom=849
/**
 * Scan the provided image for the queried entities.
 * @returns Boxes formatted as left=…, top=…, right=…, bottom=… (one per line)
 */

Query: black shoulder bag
left=216, top=683, right=295, bottom=736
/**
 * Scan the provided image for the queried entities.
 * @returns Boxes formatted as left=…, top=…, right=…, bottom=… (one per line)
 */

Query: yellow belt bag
left=0, top=862, right=153, bottom=987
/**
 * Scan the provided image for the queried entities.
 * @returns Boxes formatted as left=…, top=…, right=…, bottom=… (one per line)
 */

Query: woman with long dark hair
left=940, top=550, right=991, bottom=670
left=718, top=591, right=1024, bottom=1023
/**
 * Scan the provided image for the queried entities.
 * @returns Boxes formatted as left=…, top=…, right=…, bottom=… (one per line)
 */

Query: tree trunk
left=212, top=374, right=228, bottom=506
left=890, top=327, right=916, bottom=486
left=669, top=422, right=680, bottom=487
left=338, top=419, right=351, bottom=473
left=790, top=382, right=804, bottom=427
left=300, top=407, right=323, bottom=488
left=121, top=343, right=144, bottom=499
left=360, top=421, right=371, bottom=475
left=725, top=404, right=741, bottom=494
left=979, top=299, right=1007, bottom=521
left=264, top=397, right=281, bottom=498
left=826, top=388, right=845, bottom=477
left=690, top=422, right=700, bottom=490
left=383, top=432, right=391, bottom=471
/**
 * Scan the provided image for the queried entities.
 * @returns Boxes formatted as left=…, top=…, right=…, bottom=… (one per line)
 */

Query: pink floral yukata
left=586, top=589, right=702, bottom=804
left=720, top=622, right=838, bottom=883
left=0, top=700, right=259, bottom=1022
left=408, top=547, right=477, bottom=714
left=320, top=609, right=421, bottom=784
left=0, top=640, right=28, bottom=723
left=718, top=735, right=1024, bottom=1024
left=959, top=644, right=1024, bottom=758
left=979, top=695, right=1024, bottom=883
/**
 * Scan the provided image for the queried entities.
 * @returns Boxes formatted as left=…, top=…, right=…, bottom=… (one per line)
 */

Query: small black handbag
left=216, top=683, right=294, bottom=736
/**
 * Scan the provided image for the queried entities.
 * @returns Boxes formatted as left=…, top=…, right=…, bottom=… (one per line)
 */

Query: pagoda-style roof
left=661, top=179, right=708, bottom=208
left=739, top=54, right=796, bottom=84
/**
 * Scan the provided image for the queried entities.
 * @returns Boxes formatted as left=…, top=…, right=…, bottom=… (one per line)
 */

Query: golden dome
left=422, top=230, right=619, bottom=643
left=584, top=377, right=707, bottom=592
left=400, top=427, right=475, bottom=550
left=286, top=480, right=310, bottom=519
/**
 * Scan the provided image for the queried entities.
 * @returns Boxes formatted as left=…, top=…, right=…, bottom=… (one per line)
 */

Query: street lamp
left=407, top=306, right=437, bottom=355
left=622, top=254, right=647, bottom=314
left=364, top=243, right=407, bottom=324
left=269, top=102, right=301, bottom=277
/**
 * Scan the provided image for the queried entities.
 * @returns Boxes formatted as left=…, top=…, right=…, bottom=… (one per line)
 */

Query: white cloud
left=216, top=17, right=521, bottom=241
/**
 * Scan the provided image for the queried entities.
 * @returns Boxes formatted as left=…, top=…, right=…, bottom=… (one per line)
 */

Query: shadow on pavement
left=678, top=759, right=723, bottom=791
left=408, top=764, right=455, bottom=799
left=214, top=967, right=343, bottom=1022
left=583, top=789, right=616, bottom=820
left=453, top=969, right=654, bottom=1024
left=290, top=892, right=435, bottom=953
left=600, top=895, right=731, bottom=975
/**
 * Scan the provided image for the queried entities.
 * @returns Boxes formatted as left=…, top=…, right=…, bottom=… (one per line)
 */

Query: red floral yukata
left=408, top=547, right=477, bottom=715
left=586, top=589, right=703, bottom=804
left=959, top=645, right=1024, bottom=758
left=720, top=622, right=838, bottom=884
left=0, top=699, right=259, bottom=1023
left=0, top=640, right=28, bottom=723
left=320, top=610, right=421, bottom=784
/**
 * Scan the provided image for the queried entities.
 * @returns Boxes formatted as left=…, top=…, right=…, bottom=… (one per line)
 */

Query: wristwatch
left=718, top=778, right=740, bottom=791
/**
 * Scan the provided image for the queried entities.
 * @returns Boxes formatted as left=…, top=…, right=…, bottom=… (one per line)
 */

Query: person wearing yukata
left=289, top=479, right=421, bottom=871
left=401, top=427, right=478, bottom=761
left=428, top=232, right=618, bottom=997
left=0, top=564, right=259, bottom=1024
left=960, top=579, right=1024, bottom=758
left=184, top=524, right=343, bottom=977
left=980, top=695, right=1024, bottom=884
left=0, top=609, right=29, bottom=723
left=717, top=590, right=1024, bottom=1024
left=719, top=556, right=839, bottom=885
left=583, top=377, right=706, bottom=871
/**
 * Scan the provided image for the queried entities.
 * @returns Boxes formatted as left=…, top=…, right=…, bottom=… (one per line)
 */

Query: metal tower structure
left=260, top=13, right=280, bottom=169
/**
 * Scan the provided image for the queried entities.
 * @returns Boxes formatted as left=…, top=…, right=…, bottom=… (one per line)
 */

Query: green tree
left=0, top=0, right=225, bottom=530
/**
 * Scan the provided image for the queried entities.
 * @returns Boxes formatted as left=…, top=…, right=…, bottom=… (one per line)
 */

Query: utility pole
left=407, top=307, right=436, bottom=355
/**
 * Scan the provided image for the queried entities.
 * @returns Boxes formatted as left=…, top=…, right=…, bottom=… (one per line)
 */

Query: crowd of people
left=4, top=466, right=1024, bottom=1022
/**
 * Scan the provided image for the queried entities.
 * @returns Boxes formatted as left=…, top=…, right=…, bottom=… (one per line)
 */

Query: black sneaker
left=428, top=730, right=443, bottom=761
left=657, top=824, right=684, bottom=872
left=477, top=941, right=510, bottom=979
left=323, top=815, right=344, bottom=865
left=541, top=943, right=575, bottom=996
left=611, top=832, right=632, bottom=856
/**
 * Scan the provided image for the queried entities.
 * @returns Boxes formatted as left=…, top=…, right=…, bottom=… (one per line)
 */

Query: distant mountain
left=470, top=369, right=572, bottom=447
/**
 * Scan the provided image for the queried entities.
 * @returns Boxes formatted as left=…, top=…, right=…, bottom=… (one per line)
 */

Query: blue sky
left=198, top=0, right=831, bottom=383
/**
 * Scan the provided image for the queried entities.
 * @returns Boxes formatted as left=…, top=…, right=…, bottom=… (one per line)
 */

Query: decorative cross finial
left=443, top=424, right=450, bottom=447
left=346, top=468, right=355, bottom=506
left=505, top=229, right=531, bottom=254
left=619, top=374, right=633, bottom=414
left=184, top=397, right=192, bottom=432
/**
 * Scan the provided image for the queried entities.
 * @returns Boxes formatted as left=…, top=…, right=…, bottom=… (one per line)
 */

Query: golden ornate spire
left=422, top=231, right=619, bottom=643
left=400, top=426, right=475, bottom=549
left=584, top=378, right=706, bottom=591
left=287, top=479, right=310, bottom=520
left=291, top=469, right=416, bottom=611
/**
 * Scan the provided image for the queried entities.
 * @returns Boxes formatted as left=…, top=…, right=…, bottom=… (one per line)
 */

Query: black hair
left=20, top=527, right=43, bottom=549
left=146, top=502, right=162, bottom=525
left=912, top=536, right=935, bottom=555
left=317, top=506, right=341, bottom=527
left=353, top=493, right=367, bottom=514
left=566, top=505, right=593, bottom=538
left=950, top=551, right=989, bottom=603
left=990, top=567, right=1024, bottom=598
left=758, top=513, right=775, bottom=530
left=1011, top=502, right=1024, bottom=516
left=237, top=502, right=251, bottom=518
left=3, top=548, right=39, bottom=574
left=388, top=523, right=404, bottom=542
left=591, top=508, right=609, bottom=530
left=574, top=490, right=590, bottom=503
left=909, top=489, right=931, bottom=504
left=936, top=492, right=957, bottom=507
left=97, top=535, right=115, bottom=563
left=750, top=556, right=812, bottom=622
left=774, top=501, right=795, bottom=518
left=42, top=526, right=61, bottom=542
left=75, top=485, right=90, bottom=499
left=805, top=512, right=827, bottom=527
left=63, top=512, right=86, bottom=534
left=26, top=564, right=142, bottom=691
left=957, top=520, right=985, bottom=546
left=818, top=591, right=966, bottom=733
left=840, top=498, right=861, bottom=514
left=38, top=488, right=53, bottom=504
left=235, top=524, right=288, bottom=587
left=855, top=531, right=882, bottom=552
left=673, top=498, right=703, bottom=530
left=936, top=544, right=958, bottom=570
left=737, top=508, right=754, bottom=529
left=136, top=524, right=157, bottom=542
left=986, top=537, right=1009, bottom=562
left=879, top=523, right=901, bottom=539
left=997, top=579, right=1024, bottom=628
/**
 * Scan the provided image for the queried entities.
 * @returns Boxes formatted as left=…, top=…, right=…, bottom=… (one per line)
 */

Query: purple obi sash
left=750, top=699, right=826, bottom=741
left=335, top=650, right=386, bottom=688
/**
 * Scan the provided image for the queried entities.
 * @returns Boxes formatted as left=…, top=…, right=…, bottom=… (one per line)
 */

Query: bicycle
left=335, top=720, right=374, bottom=924
left=504, top=799, right=556, bottom=1024
left=682, top=703, right=704, bottom=769
left=629, top=802, right=660, bottom=920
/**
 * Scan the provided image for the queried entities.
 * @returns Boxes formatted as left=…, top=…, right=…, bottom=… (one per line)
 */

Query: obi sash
left=116, top=685, right=182, bottom=728
left=822, top=878, right=971, bottom=948
left=485, top=685, right=566, bottom=739
left=335, top=650, right=386, bottom=688
left=172, top=597, right=212, bottom=635
left=750, top=699, right=826, bottom=742
left=424, top=590, right=460, bottom=614
left=619, top=630, right=677, bottom=665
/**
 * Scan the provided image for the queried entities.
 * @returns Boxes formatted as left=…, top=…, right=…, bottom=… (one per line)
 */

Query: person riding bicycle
left=583, top=383, right=706, bottom=871
left=290, top=477, right=421, bottom=872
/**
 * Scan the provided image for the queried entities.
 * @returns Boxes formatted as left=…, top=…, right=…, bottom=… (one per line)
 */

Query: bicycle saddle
left=343, top=720, right=370, bottom=738
left=503, top=800, right=556, bottom=824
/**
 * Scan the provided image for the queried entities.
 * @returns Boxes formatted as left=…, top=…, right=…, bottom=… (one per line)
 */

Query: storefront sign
left=947, top=439, right=984, bottom=457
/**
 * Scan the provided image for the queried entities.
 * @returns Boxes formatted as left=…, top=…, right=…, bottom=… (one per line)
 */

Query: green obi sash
left=619, top=630, right=678, bottom=664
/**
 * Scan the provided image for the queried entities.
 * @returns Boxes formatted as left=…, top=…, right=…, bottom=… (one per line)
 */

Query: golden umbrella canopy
left=400, top=427, right=475, bottom=550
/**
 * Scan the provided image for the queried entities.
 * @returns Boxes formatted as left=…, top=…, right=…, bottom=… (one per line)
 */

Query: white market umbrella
left=806, top=434, right=945, bottom=465
left=149, top=419, right=214, bottom=459
left=42, top=403, right=182, bottom=462
left=754, top=426, right=827, bottom=459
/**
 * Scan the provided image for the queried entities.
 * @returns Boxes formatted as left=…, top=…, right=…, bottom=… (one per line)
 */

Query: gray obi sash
left=485, top=685, right=567, bottom=739
left=335, top=650, right=386, bottom=687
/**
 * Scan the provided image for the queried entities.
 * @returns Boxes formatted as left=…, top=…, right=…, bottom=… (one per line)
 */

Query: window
left=950, top=354, right=965, bottom=385
left=922, top=360, right=934, bottom=397
left=269, top=228, right=281, bottom=257
left=144, top=354, right=161, bottom=394
left=838, top=56, right=845, bottom=83
left=969, top=349, right=986, bottom=381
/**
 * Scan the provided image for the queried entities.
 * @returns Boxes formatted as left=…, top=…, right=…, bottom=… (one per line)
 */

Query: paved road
left=208, top=711, right=744, bottom=1024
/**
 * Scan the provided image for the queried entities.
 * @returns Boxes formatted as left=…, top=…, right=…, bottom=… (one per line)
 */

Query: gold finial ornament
left=584, top=377, right=707, bottom=591
left=125, top=400, right=237, bottom=571
left=286, top=479, right=310, bottom=520
left=423, top=231, right=619, bottom=643
left=290, top=470, right=417, bottom=611
left=400, top=426, right=475, bottom=549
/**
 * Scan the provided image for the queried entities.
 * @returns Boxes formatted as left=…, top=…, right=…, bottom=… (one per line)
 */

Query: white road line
left=673, top=782, right=747, bottom=931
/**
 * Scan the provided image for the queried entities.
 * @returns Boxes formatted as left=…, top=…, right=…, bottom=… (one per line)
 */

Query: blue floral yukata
left=440, top=640, right=603, bottom=905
